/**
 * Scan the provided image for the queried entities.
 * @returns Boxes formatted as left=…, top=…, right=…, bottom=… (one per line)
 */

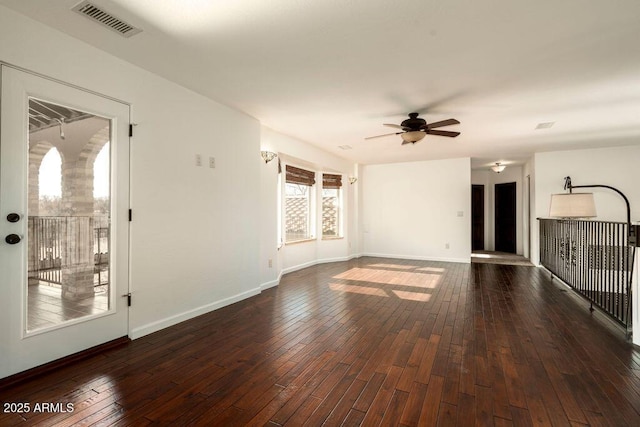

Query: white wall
left=361, top=158, right=471, bottom=262
left=532, top=145, right=640, bottom=265
left=260, top=127, right=357, bottom=277
left=0, top=6, right=261, bottom=339
left=471, top=165, right=525, bottom=255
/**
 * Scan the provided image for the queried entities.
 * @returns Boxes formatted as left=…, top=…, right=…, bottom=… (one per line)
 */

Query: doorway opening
left=471, top=184, right=485, bottom=251
left=494, top=181, right=517, bottom=254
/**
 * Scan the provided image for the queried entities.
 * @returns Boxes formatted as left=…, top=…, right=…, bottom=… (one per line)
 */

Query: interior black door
left=495, top=182, right=516, bottom=253
left=471, top=185, right=485, bottom=251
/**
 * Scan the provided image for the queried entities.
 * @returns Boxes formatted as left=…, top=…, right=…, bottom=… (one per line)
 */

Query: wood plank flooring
left=2, top=257, right=640, bottom=426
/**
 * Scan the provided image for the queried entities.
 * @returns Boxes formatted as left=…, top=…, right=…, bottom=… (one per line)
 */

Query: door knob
left=6, top=213, right=21, bottom=223
left=5, top=234, right=21, bottom=244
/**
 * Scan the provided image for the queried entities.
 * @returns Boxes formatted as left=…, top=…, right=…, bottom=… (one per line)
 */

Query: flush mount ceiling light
left=491, top=162, right=506, bottom=173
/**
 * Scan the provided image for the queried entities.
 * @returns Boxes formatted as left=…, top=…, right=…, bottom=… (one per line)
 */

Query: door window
left=27, top=98, right=112, bottom=332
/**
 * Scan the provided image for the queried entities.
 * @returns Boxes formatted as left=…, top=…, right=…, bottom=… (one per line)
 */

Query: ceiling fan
left=365, top=112, right=460, bottom=144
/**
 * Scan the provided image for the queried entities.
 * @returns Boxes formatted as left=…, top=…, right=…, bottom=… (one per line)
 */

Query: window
left=322, top=173, right=342, bottom=238
left=285, top=165, right=315, bottom=242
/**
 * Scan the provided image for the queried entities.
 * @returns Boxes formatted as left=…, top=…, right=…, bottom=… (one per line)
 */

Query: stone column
left=60, top=158, right=95, bottom=300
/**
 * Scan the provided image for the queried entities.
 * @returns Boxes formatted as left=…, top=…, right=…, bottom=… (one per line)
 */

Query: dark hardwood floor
left=2, top=257, right=640, bottom=426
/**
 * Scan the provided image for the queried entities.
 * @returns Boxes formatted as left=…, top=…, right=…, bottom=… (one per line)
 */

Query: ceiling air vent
left=72, top=1, right=142, bottom=38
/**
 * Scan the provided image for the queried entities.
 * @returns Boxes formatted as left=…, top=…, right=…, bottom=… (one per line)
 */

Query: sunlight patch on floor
left=329, top=283, right=388, bottom=297
left=333, top=268, right=441, bottom=288
left=368, top=263, right=415, bottom=270
left=391, top=290, right=431, bottom=302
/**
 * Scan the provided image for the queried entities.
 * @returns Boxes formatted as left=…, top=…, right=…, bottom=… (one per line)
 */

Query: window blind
left=286, top=165, right=315, bottom=186
left=322, top=173, right=342, bottom=189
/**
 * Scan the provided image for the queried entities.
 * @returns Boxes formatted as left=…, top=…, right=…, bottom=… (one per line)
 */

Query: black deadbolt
left=7, top=213, right=20, bottom=223
left=5, top=234, right=21, bottom=244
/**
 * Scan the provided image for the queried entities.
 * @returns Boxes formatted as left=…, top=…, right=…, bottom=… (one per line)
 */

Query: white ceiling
left=3, top=0, right=640, bottom=168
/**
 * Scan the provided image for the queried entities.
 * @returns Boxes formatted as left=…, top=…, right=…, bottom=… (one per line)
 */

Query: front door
left=0, top=66, right=130, bottom=379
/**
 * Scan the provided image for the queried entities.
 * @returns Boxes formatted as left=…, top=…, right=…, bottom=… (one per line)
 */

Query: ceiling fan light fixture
left=401, top=131, right=426, bottom=143
left=491, top=162, right=506, bottom=173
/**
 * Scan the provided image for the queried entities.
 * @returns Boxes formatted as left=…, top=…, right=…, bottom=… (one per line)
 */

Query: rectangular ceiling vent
left=72, top=1, right=142, bottom=38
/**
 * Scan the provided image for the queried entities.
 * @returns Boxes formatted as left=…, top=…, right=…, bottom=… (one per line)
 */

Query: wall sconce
left=260, top=151, right=277, bottom=164
left=550, top=176, right=637, bottom=246
left=491, top=162, right=506, bottom=173
left=348, top=177, right=358, bottom=184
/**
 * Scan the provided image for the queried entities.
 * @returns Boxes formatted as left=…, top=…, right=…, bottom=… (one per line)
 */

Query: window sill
left=285, top=238, right=316, bottom=246
left=321, top=236, right=344, bottom=241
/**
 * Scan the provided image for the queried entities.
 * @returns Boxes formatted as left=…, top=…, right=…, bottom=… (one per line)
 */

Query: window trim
left=278, top=161, right=346, bottom=245
left=283, top=163, right=316, bottom=243
left=321, top=172, right=343, bottom=239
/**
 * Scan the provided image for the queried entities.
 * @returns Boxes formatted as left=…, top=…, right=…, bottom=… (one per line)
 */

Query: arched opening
left=38, top=147, right=62, bottom=215
left=93, top=142, right=109, bottom=214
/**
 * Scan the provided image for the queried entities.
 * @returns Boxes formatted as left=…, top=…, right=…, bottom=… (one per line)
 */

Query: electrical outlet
left=445, top=243, right=450, bottom=249
left=195, top=154, right=202, bottom=166
left=268, top=259, right=273, bottom=268
left=209, top=157, right=216, bottom=168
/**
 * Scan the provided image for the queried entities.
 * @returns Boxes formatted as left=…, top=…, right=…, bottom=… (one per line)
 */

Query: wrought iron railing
left=539, top=218, right=636, bottom=327
left=28, top=216, right=109, bottom=288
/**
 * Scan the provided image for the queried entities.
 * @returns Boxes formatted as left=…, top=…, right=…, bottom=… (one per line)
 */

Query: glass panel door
left=27, top=98, right=112, bottom=332
left=0, top=65, right=130, bottom=379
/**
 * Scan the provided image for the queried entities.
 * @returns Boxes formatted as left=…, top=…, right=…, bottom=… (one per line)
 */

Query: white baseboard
left=280, top=252, right=470, bottom=276
left=281, top=260, right=317, bottom=275
left=362, top=252, right=471, bottom=264
left=130, top=287, right=261, bottom=340
left=260, top=276, right=280, bottom=291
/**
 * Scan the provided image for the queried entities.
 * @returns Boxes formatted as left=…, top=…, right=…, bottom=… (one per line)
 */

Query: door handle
left=5, top=234, right=21, bottom=244
left=6, top=213, right=21, bottom=223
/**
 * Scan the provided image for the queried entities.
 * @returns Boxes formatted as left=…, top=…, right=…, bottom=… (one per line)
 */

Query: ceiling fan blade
left=364, top=131, right=403, bottom=140
left=425, top=118, right=460, bottom=129
left=383, top=123, right=404, bottom=129
left=426, top=129, right=460, bottom=137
